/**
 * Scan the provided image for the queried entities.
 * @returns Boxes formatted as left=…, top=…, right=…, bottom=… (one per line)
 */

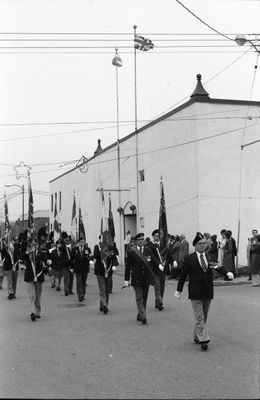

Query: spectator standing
left=208, top=235, right=218, bottom=262
left=249, top=234, right=260, bottom=287
left=179, top=234, right=189, bottom=269
left=223, top=230, right=236, bottom=278
left=247, top=229, right=258, bottom=281
left=218, top=229, right=227, bottom=267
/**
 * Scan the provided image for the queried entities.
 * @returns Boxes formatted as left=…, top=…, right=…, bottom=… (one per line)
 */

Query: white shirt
left=196, top=251, right=208, bottom=268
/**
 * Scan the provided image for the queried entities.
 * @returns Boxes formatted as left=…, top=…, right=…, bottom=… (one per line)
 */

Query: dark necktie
left=200, top=253, right=207, bottom=272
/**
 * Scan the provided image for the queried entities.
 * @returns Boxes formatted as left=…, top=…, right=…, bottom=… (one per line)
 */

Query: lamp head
left=235, top=34, right=248, bottom=46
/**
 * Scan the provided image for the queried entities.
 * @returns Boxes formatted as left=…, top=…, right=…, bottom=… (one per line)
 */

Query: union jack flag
left=134, top=35, right=154, bottom=51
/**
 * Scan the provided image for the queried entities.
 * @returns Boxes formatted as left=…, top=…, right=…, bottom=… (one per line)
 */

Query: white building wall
left=50, top=99, right=260, bottom=266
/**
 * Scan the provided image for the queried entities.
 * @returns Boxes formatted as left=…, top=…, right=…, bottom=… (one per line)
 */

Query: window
left=51, top=194, right=53, bottom=212
left=139, top=169, right=145, bottom=182
left=59, top=191, right=62, bottom=211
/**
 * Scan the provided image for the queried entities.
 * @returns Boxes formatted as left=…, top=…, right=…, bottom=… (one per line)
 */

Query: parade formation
left=2, top=175, right=259, bottom=355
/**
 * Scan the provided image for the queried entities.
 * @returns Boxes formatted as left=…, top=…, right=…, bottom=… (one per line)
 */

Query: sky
left=0, top=0, right=260, bottom=222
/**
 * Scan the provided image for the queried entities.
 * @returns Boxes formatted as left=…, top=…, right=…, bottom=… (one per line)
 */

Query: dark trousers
left=69, top=270, right=74, bottom=293
left=133, top=285, right=149, bottom=320
left=96, top=275, right=111, bottom=309
left=12, top=270, right=18, bottom=296
left=75, top=271, right=86, bottom=300
left=154, top=271, right=166, bottom=307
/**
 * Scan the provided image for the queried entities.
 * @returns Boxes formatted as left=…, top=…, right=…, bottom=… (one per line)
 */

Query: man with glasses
left=175, top=232, right=233, bottom=351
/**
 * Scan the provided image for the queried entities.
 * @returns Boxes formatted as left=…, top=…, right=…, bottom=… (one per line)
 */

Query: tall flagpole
left=133, top=24, right=140, bottom=233
left=112, top=48, right=123, bottom=264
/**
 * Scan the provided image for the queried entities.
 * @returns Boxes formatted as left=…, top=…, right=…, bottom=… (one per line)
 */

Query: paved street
left=0, top=269, right=259, bottom=399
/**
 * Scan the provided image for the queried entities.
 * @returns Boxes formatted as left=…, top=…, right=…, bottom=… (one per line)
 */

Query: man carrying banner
left=93, top=241, right=118, bottom=314
left=148, top=229, right=167, bottom=311
left=124, top=233, right=155, bottom=325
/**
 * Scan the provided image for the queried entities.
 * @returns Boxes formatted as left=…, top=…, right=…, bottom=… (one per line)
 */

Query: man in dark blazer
left=175, top=232, right=233, bottom=351
left=148, top=229, right=166, bottom=311
left=124, top=233, right=155, bottom=325
left=71, top=237, right=91, bottom=302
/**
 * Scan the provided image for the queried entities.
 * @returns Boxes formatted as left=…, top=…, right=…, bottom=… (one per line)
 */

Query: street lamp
left=4, top=184, right=25, bottom=229
left=235, top=34, right=260, bottom=54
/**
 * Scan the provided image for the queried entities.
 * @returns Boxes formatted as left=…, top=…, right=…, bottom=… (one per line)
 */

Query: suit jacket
left=50, top=248, right=64, bottom=270
left=71, top=245, right=91, bottom=274
left=125, top=245, right=155, bottom=286
left=177, top=252, right=227, bottom=300
left=23, top=249, right=49, bottom=283
left=147, top=241, right=162, bottom=274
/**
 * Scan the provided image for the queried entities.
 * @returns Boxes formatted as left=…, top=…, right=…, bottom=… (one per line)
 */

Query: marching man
left=175, top=232, right=234, bottom=351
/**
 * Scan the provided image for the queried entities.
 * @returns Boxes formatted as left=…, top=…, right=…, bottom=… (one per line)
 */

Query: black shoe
left=65, top=292, right=69, bottom=296
left=56, top=287, right=61, bottom=291
left=51, top=284, right=55, bottom=288
left=79, top=298, right=83, bottom=302
left=247, top=277, right=252, bottom=281
left=137, top=314, right=141, bottom=321
left=141, top=318, right=147, bottom=325
left=30, top=313, right=36, bottom=321
left=8, top=294, right=13, bottom=300
left=12, top=295, right=16, bottom=299
left=201, top=343, right=208, bottom=351
left=35, top=315, right=41, bottom=319
left=194, top=339, right=200, bottom=344
left=103, top=306, right=108, bottom=314
left=69, top=291, right=74, bottom=295
left=158, top=305, right=164, bottom=311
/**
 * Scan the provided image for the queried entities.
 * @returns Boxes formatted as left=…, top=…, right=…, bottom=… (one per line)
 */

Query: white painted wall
left=50, top=99, right=260, bottom=266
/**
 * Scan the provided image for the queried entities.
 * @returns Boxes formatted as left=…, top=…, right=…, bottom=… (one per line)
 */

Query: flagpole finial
left=133, top=24, right=137, bottom=29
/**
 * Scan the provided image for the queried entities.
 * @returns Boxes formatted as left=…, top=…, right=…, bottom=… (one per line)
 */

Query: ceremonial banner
left=4, top=191, right=10, bottom=242
left=78, top=206, right=86, bottom=241
left=108, top=193, right=115, bottom=241
left=28, top=176, right=36, bottom=240
left=70, top=193, right=77, bottom=243
left=53, top=202, right=61, bottom=242
left=100, top=189, right=113, bottom=265
left=158, top=178, right=168, bottom=256
left=134, top=34, right=154, bottom=51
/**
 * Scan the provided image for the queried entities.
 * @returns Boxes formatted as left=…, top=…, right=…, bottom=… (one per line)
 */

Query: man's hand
left=121, top=280, right=130, bottom=289
left=174, top=291, right=182, bottom=300
left=227, top=272, right=234, bottom=280
left=159, top=264, right=164, bottom=272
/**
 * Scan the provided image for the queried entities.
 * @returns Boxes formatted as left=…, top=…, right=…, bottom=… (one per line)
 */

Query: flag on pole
left=70, top=193, right=77, bottom=243
left=53, top=202, right=61, bottom=242
left=112, top=49, right=123, bottom=67
left=4, top=191, right=10, bottom=242
left=158, top=178, right=168, bottom=256
left=28, top=175, right=36, bottom=241
left=100, top=188, right=113, bottom=265
left=78, top=206, right=86, bottom=241
left=108, top=193, right=115, bottom=241
left=134, top=34, right=154, bottom=51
